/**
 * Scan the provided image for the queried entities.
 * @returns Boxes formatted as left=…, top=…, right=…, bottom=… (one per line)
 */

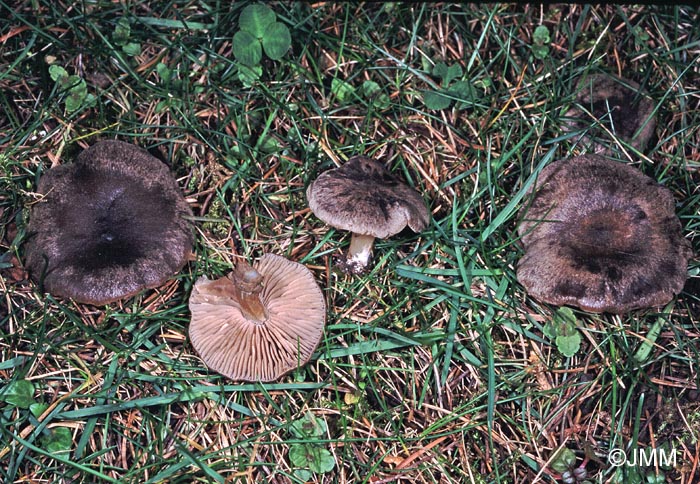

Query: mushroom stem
left=345, top=233, right=376, bottom=272
left=231, top=261, right=268, bottom=323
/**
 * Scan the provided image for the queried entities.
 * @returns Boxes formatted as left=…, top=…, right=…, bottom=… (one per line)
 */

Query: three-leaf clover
left=232, top=3, right=291, bottom=86
left=330, top=78, right=355, bottom=102
left=112, top=17, right=142, bottom=57
left=0, top=380, right=73, bottom=455
left=288, top=412, right=336, bottom=480
left=550, top=447, right=592, bottom=483
left=0, top=379, right=36, bottom=409
left=40, top=427, right=73, bottom=455
left=361, top=80, right=391, bottom=110
left=49, top=65, right=95, bottom=113
left=550, top=447, right=577, bottom=474
left=326, top=79, right=391, bottom=109
left=423, top=62, right=477, bottom=110
left=290, top=410, right=327, bottom=440
left=289, top=444, right=335, bottom=475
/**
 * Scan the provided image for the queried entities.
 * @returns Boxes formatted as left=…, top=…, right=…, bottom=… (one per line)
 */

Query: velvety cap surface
left=563, top=74, right=656, bottom=153
left=24, top=140, right=194, bottom=305
left=306, top=156, right=429, bottom=238
left=517, top=155, right=691, bottom=313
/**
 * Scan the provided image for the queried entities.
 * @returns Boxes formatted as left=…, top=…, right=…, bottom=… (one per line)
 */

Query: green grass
left=1, top=2, right=699, bottom=483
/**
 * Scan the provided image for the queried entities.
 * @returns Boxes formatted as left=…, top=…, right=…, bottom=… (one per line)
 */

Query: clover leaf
left=262, top=22, right=292, bottom=60
left=40, top=427, right=72, bottom=455
left=239, top=4, right=276, bottom=38
left=289, top=444, right=335, bottom=474
left=232, top=3, right=291, bottom=85
left=550, top=447, right=577, bottom=474
left=290, top=411, right=328, bottom=439
left=361, top=80, right=391, bottom=110
left=288, top=412, right=335, bottom=478
left=423, top=91, right=453, bottom=110
left=544, top=307, right=582, bottom=357
left=0, top=379, right=36, bottom=409
left=330, top=78, right=355, bottom=103
left=233, top=30, right=263, bottom=66
left=531, top=25, right=551, bottom=60
left=49, top=64, right=95, bottom=113
left=112, top=17, right=141, bottom=57
left=433, top=62, right=463, bottom=86
left=423, top=61, right=477, bottom=110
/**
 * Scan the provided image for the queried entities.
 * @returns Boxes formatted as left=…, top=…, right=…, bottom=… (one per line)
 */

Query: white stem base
left=343, top=233, right=376, bottom=274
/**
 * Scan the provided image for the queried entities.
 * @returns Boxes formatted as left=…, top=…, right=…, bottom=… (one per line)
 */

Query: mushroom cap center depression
left=589, top=96, right=642, bottom=138
left=60, top=167, right=174, bottom=271
left=562, top=205, right=647, bottom=278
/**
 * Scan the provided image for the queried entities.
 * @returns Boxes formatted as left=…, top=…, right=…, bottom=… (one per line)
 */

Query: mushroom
left=562, top=73, right=656, bottom=153
left=188, top=254, right=326, bottom=382
left=24, top=140, right=194, bottom=305
left=516, top=155, right=691, bottom=313
left=306, top=156, right=430, bottom=274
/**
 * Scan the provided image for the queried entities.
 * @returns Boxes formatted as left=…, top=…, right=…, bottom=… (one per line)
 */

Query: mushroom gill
left=188, top=254, right=326, bottom=382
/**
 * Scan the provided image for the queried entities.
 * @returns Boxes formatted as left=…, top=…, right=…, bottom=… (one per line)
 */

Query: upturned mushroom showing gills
left=24, top=140, right=194, bottom=305
left=306, top=156, right=430, bottom=274
left=562, top=74, right=656, bottom=153
left=517, top=154, right=691, bottom=314
left=188, top=254, right=326, bottom=382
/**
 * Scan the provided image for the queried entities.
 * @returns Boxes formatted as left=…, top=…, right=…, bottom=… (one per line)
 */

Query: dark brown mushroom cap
left=517, top=155, right=691, bottom=313
left=563, top=74, right=656, bottom=152
left=188, top=254, right=326, bottom=382
left=24, top=140, right=194, bottom=305
left=306, top=156, right=430, bottom=238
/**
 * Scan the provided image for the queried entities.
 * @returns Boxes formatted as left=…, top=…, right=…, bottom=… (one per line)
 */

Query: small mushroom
left=306, top=156, right=430, bottom=274
left=188, top=254, right=326, bottom=382
left=24, top=140, right=194, bottom=305
left=517, top=154, right=691, bottom=313
left=562, top=74, right=656, bottom=153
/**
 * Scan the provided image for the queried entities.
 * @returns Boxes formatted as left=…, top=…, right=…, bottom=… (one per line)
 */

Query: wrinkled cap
left=517, top=154, right=691, bottom=313
left=188, top=254, right=326, bottom=382
left=306, top=156, right=430, bottom=238
left=563, top=74, right=656, bottom=153
left=24, top=140, right=194, bottom=305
